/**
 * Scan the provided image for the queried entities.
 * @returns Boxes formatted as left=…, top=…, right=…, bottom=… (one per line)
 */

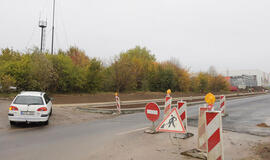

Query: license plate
left=21, top=111, right=35, bottom=115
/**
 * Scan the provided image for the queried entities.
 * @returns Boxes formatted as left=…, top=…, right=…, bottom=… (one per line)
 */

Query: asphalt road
left=0, top=94, right=269, bottom=160
left=187, top=94, right=270, bottom=136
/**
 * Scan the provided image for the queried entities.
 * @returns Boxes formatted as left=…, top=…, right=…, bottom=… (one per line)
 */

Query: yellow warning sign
left=205, top=93, right=215, bottom=105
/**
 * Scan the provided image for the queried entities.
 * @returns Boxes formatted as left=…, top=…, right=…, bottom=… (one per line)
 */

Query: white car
left=8, top=91, right=52, bottom=125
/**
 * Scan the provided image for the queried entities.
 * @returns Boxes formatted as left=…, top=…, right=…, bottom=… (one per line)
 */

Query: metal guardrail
left=54, top=92, right=264, bottom=108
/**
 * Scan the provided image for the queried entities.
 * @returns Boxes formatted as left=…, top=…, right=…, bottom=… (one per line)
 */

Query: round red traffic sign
left=145, top=102, right=160, bottom=122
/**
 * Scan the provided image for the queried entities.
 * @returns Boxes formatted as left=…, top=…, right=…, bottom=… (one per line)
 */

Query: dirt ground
left=51, top=92, right=229, bottom=104
left=89, top=126, right=270, bottom=160
left=255, top=142, right=270, bottom=160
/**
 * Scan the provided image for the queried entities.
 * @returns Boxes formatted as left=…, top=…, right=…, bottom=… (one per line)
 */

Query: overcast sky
left=1, top=0, right=270, bottom=73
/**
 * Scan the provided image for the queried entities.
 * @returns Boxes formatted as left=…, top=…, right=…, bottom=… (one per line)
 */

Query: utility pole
left=51, top=0, right=56, bottom=54
left=39, top=20, right=47, bottom=52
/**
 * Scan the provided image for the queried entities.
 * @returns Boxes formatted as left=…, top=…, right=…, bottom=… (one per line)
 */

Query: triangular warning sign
left=156, top=108, right=186, bottom=133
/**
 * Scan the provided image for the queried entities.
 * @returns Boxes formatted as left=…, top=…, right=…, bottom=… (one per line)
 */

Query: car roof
left=18, top=91, right=45, bottom=97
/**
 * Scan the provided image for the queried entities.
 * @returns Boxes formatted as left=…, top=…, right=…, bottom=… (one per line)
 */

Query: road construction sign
left=205, top=93, right=216, bottom=105
left=177, top=101, right=187, bottom=130
left=156, top=107, right=186, bottom=133
left=164, top=95, right=172, bottom=118
left=145, top=102, right=160, bottom=122
left=115, top=93, right=121, bottom=113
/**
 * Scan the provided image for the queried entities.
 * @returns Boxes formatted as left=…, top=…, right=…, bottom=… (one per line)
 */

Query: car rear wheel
left=43, top=120, right=49, bottom=125
left=10, top=121, right=16, bottom=126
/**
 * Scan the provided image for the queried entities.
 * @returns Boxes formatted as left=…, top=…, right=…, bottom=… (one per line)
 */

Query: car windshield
left=13, top=96, right=44, bottom=105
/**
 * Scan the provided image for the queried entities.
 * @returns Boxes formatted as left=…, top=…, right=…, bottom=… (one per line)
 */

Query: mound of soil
left=51, top=92, right=203, bottom=104
left=257, top=123, right=270, bottom=128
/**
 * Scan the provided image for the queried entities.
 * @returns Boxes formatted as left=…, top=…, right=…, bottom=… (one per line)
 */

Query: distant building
left=222, top=70, right=270, bottom=87
left=226, top=75, right=257, bottom=89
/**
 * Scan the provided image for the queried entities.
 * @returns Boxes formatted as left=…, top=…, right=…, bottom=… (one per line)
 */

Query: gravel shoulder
left=89, top=126, right=269, bottom=160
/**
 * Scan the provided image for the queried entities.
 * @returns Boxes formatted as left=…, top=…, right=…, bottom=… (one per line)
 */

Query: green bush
left=0, top=46, right=229, bottom=93
left=0, top=74, right=16, bottom=93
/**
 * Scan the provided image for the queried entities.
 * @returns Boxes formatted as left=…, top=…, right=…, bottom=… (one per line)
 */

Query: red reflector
left=37, top=107, right=47, bottom=111
left=9, top=106, right=18, bottom=111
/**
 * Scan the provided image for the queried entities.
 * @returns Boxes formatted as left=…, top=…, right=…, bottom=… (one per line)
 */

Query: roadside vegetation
left=0, top=46, right=229, bottom=93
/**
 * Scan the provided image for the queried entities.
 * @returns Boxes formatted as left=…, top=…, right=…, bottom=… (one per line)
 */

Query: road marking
left=116, top=127, right=149, bottom=136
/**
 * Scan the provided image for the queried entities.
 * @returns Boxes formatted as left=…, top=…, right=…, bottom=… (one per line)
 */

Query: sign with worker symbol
left=156, top=108, right=186, bottom=133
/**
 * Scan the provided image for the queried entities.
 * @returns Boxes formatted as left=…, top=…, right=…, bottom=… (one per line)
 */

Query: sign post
left=198, top=105, right=209, bottom=152
left=164, top=89, right=172, bottom=118
left=220, top=95, right=227, bottom=117
left=206, top=111, right=224, bottom=160
left=177, top=101, right=188, bottom=130
left=174, top=101, right=194, bottom=139
left=181, top=93, right=218, bottom=159
left=145, top=102, right=160, bottom=134
left=115, top=92, right=121, bottom=114
left=180, top=105, right=209, bottom=159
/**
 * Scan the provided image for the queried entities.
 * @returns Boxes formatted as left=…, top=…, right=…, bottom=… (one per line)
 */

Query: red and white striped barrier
left=177, top=101, right=187, bottom=130
left=115, top=95, right=121, bottom=113
left=164, top=94, right=172, bottom=118
left=198, top=106, right=208, bottom=152
left=205, top=111, right=224, bottom=160
left=220, top=95, right=226, bottom=116
left=207, top=104, right=214, bottom=111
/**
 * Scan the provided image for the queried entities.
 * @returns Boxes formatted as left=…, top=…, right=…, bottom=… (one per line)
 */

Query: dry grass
left=257, top=123, right=270, bottom=128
